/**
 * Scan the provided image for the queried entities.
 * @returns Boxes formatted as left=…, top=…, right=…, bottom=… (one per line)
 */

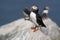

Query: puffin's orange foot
left=31, top=27, right=38, bottom=32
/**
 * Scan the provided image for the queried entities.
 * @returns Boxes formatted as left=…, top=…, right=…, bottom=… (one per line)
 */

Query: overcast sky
left=0, top=0, right=60, bottom=26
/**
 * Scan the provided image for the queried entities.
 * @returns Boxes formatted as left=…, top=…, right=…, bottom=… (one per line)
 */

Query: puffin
left=23, top=7, right=30, bottom=20
left=41, top=6, right=49, bottom=19
left=30, top=6, right=46, bottom=32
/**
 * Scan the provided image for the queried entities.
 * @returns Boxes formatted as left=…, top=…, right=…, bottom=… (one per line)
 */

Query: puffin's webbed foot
left=31, top=26, right=38, bottom=32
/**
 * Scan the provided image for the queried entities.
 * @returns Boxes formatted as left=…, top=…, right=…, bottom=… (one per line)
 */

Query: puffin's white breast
left=30, top=12, right=38, bottom=26
left=30, top=12, right=36, bottom=20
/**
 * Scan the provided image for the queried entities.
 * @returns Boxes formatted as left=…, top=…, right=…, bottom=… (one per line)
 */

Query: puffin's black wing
left=23, top=7, right=30, bottom=16
left=36, top=14, right=46, bottom=27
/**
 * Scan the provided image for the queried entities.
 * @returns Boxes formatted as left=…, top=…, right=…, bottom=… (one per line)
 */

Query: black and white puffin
left=30, top=6, right=47, bottom=32
left=23, top=7, right=30, bottom=20
left=41, top=6, right=49, bottom=19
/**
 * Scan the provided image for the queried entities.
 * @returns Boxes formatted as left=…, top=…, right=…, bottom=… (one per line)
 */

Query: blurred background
left=0, top=0, right=60, bottom=26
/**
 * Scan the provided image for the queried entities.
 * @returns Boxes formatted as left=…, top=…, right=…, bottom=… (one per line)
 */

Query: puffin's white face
left=31, top=6, right=38, bottom=10
left=42, top=6, right=49, bottom=14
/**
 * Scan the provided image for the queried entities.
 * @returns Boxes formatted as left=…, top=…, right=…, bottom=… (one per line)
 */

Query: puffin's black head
left=31, top=5, right=39, bottom=13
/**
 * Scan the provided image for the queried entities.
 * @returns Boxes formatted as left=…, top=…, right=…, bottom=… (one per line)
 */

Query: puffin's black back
left=23, top=7, right=30, bottom=15
left=36, top=13, right=46, bottom=27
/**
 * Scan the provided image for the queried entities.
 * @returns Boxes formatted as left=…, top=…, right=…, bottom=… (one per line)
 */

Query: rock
left=0, top=18, right=60, bottom=40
